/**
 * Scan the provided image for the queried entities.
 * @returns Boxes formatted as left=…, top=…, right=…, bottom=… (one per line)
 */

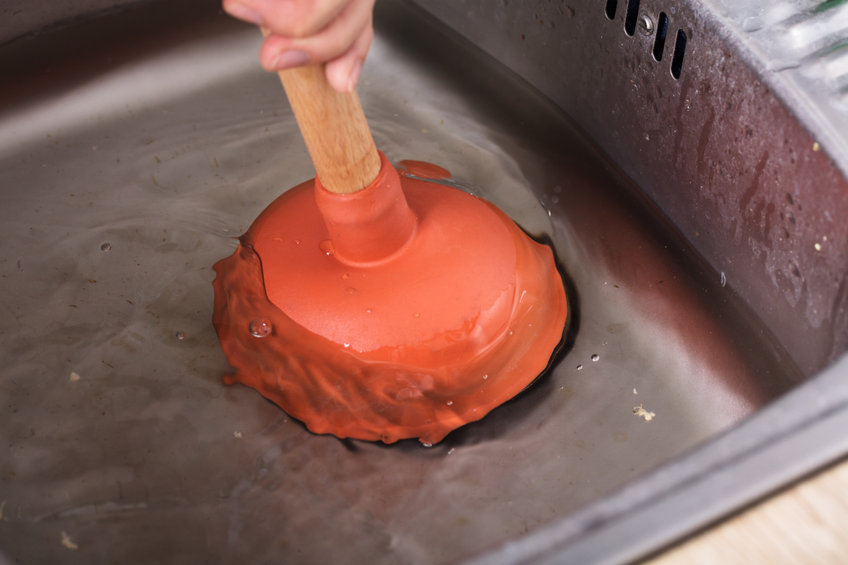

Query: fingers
left=258, top=0, right=374, bottom=68
left=223, top=0, right=376, bottom=93
left=223, top=0, right=348, bottom=38
left=324, top=14, right=373, bottom=92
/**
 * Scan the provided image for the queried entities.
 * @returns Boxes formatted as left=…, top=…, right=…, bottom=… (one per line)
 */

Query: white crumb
left=61, top=531, right=79, bottom=550
left=633, top=404, right=656, bottom=422
left=233, top=431, right=243, bottom=439
left=633, top=388, right=638, bottom=395
left=69, top=372, right=81, bottom=383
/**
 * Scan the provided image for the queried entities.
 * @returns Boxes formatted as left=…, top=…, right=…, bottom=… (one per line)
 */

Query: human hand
left=223, top=0, right=376, bottom=93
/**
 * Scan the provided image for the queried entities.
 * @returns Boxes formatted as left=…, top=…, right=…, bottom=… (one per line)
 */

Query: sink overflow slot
left=671, top=29, right=687, bottom=79
left=624, top=0, right=641, bottom=36
left=604, top=0, right=688, bottom=79
left=653, top=12, right=669, bottom=61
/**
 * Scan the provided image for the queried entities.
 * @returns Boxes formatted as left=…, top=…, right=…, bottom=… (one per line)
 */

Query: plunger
left=212, top=62, right=567, bottom=445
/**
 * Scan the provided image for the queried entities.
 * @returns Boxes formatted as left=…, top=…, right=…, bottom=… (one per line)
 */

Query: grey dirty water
left=0, top=1, right=798, bottom=564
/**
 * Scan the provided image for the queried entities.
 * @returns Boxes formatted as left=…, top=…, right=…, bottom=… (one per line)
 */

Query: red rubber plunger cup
left=212, top=64, right=567, bottom=445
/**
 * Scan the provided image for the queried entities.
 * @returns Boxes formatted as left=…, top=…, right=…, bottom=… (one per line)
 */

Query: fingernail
left=346, top=59, right=364, bottom=93
left=224, top=3, right=263, bottom=26
left=271, top=50, right=310, bottom=69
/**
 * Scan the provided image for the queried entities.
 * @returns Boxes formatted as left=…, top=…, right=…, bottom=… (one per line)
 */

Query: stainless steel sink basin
left=1, top=0, right=846, bottom=563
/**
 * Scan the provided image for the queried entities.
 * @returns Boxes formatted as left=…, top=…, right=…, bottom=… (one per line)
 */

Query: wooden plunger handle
left=274, top=63, right=381, bottom=195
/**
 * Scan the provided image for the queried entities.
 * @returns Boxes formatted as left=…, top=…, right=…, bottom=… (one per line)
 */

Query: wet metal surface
left=0, top=1, right=800, bottom=563
left=417, top=0, right=848, bottom=377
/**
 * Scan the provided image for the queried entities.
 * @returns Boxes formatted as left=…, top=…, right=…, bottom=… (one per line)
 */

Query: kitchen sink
left=0, top=0, right=846, bottom=563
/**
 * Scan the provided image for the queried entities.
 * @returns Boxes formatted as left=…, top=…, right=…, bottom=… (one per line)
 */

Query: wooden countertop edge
left=645, top=455, right=848, bottom=564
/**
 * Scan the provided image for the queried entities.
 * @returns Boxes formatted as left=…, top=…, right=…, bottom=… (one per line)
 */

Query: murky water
left=0, top=4, right=798, bottom=564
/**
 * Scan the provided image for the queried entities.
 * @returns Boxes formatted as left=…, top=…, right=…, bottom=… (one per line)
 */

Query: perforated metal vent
left=606, top=0, right=688, bottom=79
